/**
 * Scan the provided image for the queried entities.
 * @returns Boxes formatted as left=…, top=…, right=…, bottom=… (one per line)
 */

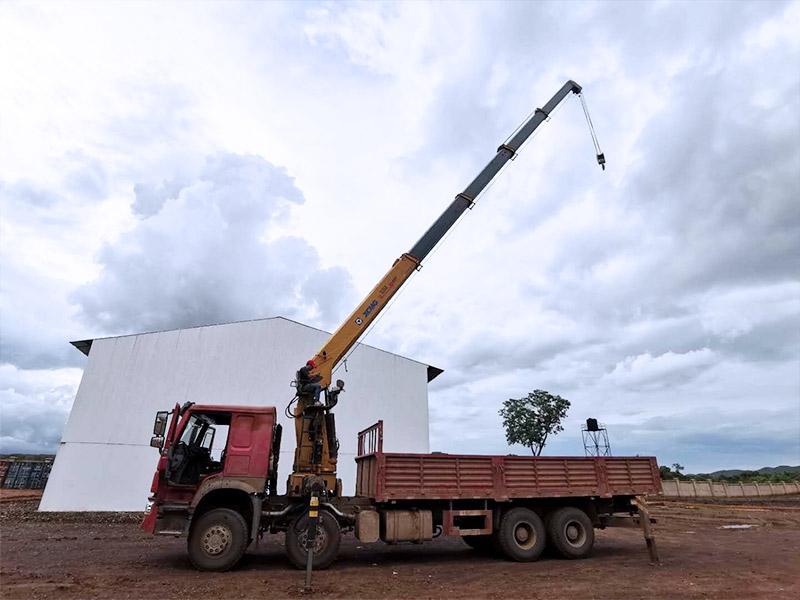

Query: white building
left=40, top=317, right=438, bottom=511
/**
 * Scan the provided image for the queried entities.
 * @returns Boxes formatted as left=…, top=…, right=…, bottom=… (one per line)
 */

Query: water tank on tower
left=581, top=418, right=612, bottom=457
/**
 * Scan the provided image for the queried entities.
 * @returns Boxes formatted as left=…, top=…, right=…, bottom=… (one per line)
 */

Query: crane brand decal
left=362, top=299, right=378, bottom=319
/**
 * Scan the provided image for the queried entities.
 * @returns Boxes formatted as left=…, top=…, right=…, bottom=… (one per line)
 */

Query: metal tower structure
left=582, top=418, right=612, bottom=457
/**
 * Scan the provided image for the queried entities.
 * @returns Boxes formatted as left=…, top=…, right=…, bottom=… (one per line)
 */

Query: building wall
left=40, top=318, right=430, bottom=511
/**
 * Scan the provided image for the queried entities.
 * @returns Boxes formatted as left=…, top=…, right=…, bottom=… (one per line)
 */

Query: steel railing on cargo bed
left=357, top=421, right=383, bottom=457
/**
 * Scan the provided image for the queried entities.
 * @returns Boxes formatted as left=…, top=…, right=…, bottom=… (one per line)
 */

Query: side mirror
left=336, top=379, right=345, bottom=392
left=153, top=411, right=169, bottom=436
left=150, top=435, right=164, bottom=449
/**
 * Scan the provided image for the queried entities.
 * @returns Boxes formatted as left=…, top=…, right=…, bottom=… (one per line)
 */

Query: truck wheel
left=462, top=534, right=498, bottom=555
left=546, top=507, right=594, bottom=559
left=187, top=508, right=249, bottom=572
left=285, top=510, right=341, bottom=570
left=497, top=507, right=546, bottom=562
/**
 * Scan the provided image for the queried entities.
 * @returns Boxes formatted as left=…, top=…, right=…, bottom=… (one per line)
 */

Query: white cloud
left=72, top=153, right=358, bottom=335
left=697, top=282, right=800, bottom=340
left=0, top=365, right=82, bottom=454
left=605, top=349, right=717, bottom=390
left=743, top=1, right=800, bottom=52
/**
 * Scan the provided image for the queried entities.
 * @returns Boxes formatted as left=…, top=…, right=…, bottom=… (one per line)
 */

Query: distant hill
left=692, top=465, right=800, bottom=478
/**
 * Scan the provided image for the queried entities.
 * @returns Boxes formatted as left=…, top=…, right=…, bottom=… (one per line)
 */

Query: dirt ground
left=1, top=491, right=799, bottom=599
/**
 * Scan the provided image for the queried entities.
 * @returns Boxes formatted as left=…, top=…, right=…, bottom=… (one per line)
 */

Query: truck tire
left=497, top=507, right=546, bottom=562
left=285, top=510, right=341, bottom=570
left=187, top=508, right=249, bottom=572
left=462, top=534, right=498, bottom=554
left=546, top=507, right=594, bottom=559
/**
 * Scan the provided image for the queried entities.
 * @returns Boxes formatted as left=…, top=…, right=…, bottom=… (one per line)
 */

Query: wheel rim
left=513, top=521, right=537, bottom=550
left=298, top=523, right=328, bottom=553
left=564, top=520, right=587, bottom=547
left=201, top=523, right=232, bottom=556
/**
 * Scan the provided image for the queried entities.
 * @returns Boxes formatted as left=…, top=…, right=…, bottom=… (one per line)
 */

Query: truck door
left=167, top=413, right=216, bottom=485
left=223, top=414, right=257, bottom=476
left=223, top=412, right=273, bottom=479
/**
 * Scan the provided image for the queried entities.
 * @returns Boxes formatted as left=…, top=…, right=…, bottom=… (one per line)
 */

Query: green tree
left=498, top=390, right=570, bottom=456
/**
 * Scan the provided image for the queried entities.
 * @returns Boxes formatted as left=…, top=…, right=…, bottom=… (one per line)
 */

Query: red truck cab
left=141, top=403, right=279, bottom=543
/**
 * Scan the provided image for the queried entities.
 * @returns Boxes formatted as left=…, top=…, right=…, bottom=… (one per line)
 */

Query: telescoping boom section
left=306, top=80, right=584, bottom=388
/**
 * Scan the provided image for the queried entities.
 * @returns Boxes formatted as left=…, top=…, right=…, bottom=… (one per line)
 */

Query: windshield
left=180, top=414, right=215, bottom=450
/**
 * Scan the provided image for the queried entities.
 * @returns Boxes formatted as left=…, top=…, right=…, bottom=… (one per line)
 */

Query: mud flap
left=249, top=495, right=262, bottom=550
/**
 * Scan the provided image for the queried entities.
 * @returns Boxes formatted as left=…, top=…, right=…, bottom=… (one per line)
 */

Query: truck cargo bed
left=355, top=422, right=661, bottom=502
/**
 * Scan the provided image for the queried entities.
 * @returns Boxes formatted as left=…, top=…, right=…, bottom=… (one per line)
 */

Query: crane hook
left=578, top=93, right=606, bottom=171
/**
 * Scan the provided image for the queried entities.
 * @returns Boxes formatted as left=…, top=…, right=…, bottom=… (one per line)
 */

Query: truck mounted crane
left=139, top=81, right=660, bottom=577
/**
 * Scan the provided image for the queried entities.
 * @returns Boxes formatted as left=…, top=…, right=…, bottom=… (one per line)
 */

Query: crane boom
left=308, top=80, right=583, bottom=388
left=290, top=80, right=593, bottom=497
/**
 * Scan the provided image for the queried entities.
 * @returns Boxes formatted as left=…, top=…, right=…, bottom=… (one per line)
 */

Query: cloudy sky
left=1, top=1, right=798, bottom=474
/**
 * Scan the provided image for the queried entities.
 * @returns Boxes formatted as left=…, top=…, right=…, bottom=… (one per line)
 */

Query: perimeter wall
left=660, top=479, right=800, bottom=498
